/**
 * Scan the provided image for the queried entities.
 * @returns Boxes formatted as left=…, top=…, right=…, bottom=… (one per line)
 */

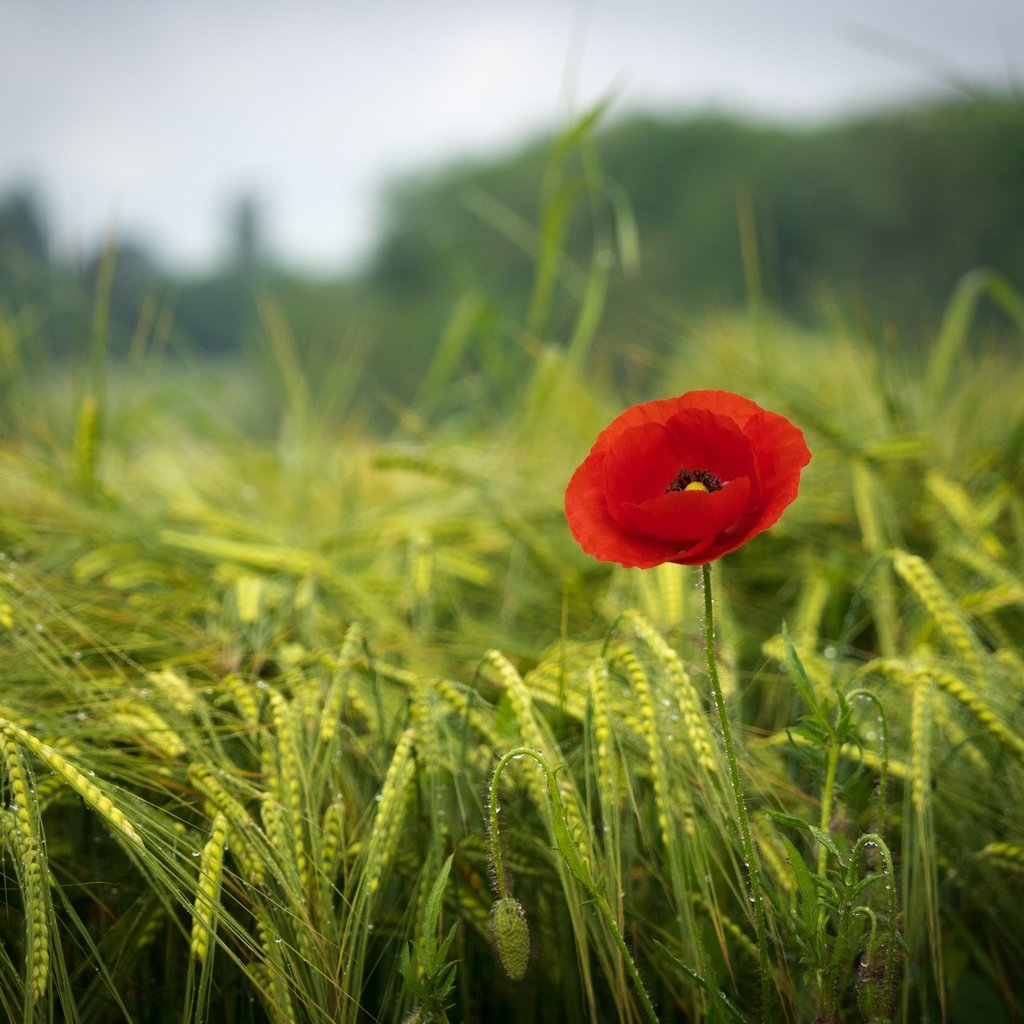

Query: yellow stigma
left=683, top=481, right=709, bottom=493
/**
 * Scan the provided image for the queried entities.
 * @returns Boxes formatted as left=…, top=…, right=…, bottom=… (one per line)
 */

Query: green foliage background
left=3, top=95, right=1024, bottom=420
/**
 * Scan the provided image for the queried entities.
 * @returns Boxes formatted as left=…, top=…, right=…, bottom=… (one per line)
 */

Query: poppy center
left=664, top=468, right=723, bottom=494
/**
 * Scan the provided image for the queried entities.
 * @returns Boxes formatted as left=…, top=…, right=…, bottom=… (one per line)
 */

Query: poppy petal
left=600, top=410, right=755, bottom=511
left=564, top=390, right=810, bottom=568
left=564, top=451, right=688, bottom=568
left=613, top=476, right=752, bottom=544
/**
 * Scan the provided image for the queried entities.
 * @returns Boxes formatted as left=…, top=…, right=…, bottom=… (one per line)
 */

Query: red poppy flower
left=565, top=390, right=811, bottom=568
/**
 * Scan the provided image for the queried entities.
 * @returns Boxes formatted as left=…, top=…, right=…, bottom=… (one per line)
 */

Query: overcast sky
left=2, top=0, right=1021, bottom=272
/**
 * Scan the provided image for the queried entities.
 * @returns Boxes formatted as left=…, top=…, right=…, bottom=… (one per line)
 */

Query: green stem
left=851, top=832, right=898, bottom=1018
left=818, top=740, right=840, bottom=877
left=814, top=736, right=839, bottom=1012
left=847, top=688, right=890, bottom=833
left=594, top=891, right=661, bottom=1024
left=488, top=747, right=541, bottom=901
left=700, top=563, right=771, bottom=1019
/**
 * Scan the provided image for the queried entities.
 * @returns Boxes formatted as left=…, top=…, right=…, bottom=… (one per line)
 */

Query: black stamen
left=665, top=468, right=723, bottom=493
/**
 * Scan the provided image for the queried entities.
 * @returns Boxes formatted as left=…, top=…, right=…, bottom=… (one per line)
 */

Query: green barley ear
left=1, top=732, right=49, bottom=1004
left=889, top=548, right=984, bottom=669
left=74, top=392, right=100, bottom=490
left=488, top=897, right=530, bottom=981
left=190, top=812, right=228, bottom=963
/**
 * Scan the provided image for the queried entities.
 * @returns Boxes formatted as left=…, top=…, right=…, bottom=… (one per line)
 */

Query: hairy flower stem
left=700, top=563, right=772, bottom=1019
left=592, top=890, right=660, bottom=1024
left=487, top=748, right=528, bottom=902
left=852, top=832, right=898, bottom=1017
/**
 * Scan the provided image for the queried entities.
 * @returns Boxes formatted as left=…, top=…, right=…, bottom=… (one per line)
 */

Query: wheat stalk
left=190, top=811, right=228, bottom=963
left=1, top=719, right=143, bottom=847
left=266, top=688, right=310, bottom=892
left=363, top=727, right=417, bottom=898
left=1, top=731, right=50, bottom=1004
left=614, top=643, right=684, bottom=848
left=890, top=549, right=984, bottom=670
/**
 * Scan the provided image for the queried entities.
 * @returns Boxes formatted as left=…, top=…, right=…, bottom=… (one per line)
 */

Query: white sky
left=1, top=0, right=1021, bottom=272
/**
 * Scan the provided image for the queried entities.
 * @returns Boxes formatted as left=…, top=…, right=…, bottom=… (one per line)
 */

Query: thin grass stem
left=817, top=737, right=840, bottom=877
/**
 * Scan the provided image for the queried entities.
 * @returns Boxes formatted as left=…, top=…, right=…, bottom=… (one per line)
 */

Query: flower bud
left=488, top=897, right=530, bottom=981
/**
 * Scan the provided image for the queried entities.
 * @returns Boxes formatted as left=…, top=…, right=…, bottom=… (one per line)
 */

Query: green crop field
left=1, top=120, right=1023, bottom=1024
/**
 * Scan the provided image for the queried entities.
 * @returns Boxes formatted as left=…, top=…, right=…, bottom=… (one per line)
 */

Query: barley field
left=2, top=156, right=1023, bottom=1023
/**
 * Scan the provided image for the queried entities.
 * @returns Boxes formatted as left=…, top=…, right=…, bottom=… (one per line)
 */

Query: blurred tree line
left=1, top=94, right=1022, bottom=419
